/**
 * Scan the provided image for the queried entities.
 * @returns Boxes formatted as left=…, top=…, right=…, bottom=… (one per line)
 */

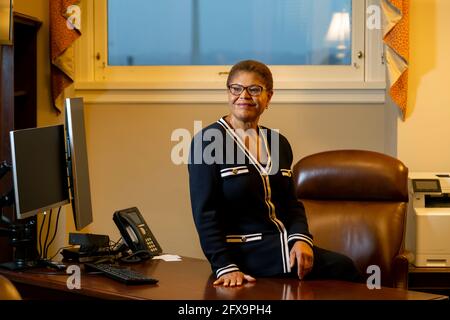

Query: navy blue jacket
left=188, top=117, right=313, bottom=278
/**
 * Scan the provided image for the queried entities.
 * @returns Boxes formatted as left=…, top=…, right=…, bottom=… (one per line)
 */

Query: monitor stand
left=0, top=216, right=65, bottom=271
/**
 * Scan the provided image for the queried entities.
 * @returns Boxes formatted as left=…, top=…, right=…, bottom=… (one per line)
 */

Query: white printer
left=406, top=172, right=450, bottom=267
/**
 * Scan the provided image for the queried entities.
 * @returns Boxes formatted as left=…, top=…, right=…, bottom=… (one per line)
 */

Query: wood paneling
left=0, top=43, right=14, bottom=263
left=0, top=13, right=41, bottom=264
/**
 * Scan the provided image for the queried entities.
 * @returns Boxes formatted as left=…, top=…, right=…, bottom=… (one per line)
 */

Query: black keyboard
left=85, top=263, right=158, bottom=285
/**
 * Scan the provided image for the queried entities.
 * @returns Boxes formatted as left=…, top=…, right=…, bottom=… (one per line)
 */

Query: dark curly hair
left=227, top=60, right=273, bottom=91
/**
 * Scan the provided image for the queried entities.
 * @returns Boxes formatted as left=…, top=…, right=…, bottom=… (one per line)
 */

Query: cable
left=120, top=249, right=152, bottom=263
left=38, top=211, right=47, bottom=258
left=45, top=206, right=62, bottom=259
left=109, top=237, right=122, bottom=251
left=49, top=245, right=73, bottom=261
left=42, top=209, right=53, bottom=259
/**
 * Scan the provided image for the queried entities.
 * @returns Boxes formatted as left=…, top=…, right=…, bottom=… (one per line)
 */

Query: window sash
left=91, top=0, right=369, bottom=86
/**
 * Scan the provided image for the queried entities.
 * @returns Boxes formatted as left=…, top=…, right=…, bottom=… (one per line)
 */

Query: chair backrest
left=292, top=150, right=409, bottom=287
left=0, top=275, right=22, bottom=300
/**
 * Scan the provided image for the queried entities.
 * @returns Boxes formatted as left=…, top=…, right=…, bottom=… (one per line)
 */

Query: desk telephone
left=113, top=207, right=162, bottom=261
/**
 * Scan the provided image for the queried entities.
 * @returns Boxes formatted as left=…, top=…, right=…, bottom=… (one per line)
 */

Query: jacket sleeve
left=188, top=132, right=239, bottom=278
left=281, top=137, right=314, bottom=248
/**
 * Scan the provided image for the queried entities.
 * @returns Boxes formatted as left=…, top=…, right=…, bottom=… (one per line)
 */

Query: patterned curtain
left=382, top=0, right=409, bottom=120
left=49, top=0, right=81, bottom=114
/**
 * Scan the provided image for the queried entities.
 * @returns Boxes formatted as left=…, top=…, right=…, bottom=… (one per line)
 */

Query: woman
left=188, top=60, right=361, bottom=287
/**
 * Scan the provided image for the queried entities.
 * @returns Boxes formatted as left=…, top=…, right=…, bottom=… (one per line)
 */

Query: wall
left=83, top=103, right=386, bottom=259
left=396, top=0, right=450, bottom=172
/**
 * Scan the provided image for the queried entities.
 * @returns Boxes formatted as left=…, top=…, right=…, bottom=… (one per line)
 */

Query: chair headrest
left=292, top=150, right=409, bottom=201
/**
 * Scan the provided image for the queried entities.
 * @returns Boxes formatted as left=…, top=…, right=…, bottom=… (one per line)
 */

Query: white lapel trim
left=218, top=118, right=272, bottom=175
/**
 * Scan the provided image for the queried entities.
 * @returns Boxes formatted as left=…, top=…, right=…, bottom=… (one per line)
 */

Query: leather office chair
left=292, top=150, right=410, bottom=289
left=0, top=275, right=22, bottom=300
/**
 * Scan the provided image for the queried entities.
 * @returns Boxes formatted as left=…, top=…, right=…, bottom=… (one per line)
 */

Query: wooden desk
left=0, top=257, right=447, bottom=300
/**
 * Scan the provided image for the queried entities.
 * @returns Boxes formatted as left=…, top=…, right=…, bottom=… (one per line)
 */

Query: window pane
left=108, top=0, right=352, bottom=66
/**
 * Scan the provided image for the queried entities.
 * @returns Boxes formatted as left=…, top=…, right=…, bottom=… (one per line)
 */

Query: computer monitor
left=10, top=125, right=70, bottom=219
left=1, top=125, right=70, bottom=270
left=65, top=97, right=93, bottom=230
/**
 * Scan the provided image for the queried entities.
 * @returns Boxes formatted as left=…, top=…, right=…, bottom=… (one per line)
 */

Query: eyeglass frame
left=227, top=84, right=268, bottom=97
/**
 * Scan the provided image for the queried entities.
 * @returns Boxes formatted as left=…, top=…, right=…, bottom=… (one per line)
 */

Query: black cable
left=120, top=249, right=152, bottom=263
left=38, top=212, right=47, bottom=258
left=49, top=245, right=73, bottom=261
left=42, top=209, right=53, bottom=259
left=110, top=237, right=122, bottom=251
left=45, top=206, right=62, bottom=259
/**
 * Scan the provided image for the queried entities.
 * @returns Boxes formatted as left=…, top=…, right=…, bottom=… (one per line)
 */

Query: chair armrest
left=403, top=250, right=415, bottom=264
left=392, top=251, right=413, bottom=289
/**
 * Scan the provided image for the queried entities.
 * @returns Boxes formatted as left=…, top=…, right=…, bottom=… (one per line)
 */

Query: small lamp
left=326, top=11, right=350, bottom=60
left=0, top=0, right=13, bottom=45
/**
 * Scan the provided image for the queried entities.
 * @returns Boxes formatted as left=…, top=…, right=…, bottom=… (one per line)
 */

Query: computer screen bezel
left=10, top=125, right=70, bottom=220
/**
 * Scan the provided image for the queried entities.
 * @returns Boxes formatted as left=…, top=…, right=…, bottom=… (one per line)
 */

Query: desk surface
left=0, top=257, right=447, bottom=300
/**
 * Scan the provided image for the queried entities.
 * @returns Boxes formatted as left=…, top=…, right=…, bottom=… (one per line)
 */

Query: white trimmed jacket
left=188, top=118, right=313, bottom=278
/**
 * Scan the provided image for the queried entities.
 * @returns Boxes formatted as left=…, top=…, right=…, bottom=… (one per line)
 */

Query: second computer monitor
left=65, top=97, right=93, bottom=230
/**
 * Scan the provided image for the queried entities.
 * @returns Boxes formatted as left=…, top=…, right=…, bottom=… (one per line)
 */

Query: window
left=75, top=0, right=385, bottom=103
left=108, top=0, right=352, bottom=66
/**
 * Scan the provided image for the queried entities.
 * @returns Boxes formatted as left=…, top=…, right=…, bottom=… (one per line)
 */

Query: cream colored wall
left=397, top=0, right=450, bottom=172
left=83, top=103, right=386, bottom=259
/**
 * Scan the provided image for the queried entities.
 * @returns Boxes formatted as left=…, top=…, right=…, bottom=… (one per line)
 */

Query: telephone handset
left=113, top=207, right=162, bottom=259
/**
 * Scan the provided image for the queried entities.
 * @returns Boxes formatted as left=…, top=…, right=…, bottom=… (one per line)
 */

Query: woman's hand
left=290, top=241, right=314, bottom=280
left=213, top=271, right=256, bottom=287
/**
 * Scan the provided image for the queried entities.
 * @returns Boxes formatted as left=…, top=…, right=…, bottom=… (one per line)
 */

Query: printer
left=406, top=172, right=450, bottom=267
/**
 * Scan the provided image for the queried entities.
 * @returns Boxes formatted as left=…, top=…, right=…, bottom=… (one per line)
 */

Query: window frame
left=74, top=0, right=386, bottom=104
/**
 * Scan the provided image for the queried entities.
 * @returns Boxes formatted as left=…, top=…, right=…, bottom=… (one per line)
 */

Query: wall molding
left=75, top=82, right=386, bottom=105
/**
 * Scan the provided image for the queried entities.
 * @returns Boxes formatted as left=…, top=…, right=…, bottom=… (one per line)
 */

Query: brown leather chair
left=292, top=150, right=410, bottom=289
left=0, top=275, right=22, bottom=300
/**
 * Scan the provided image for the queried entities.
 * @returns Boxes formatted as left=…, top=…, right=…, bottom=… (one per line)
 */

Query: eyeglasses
left=227, top=84, right=266, bottom=97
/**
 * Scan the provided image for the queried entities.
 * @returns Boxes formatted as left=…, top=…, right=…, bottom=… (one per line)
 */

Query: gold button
left=232, top=169, right=238, bottom=175
left=241, top=236, right=247, bottom=242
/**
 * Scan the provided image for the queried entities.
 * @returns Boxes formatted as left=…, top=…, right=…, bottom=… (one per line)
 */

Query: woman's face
left=227, top=71, right=273, bottom=124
